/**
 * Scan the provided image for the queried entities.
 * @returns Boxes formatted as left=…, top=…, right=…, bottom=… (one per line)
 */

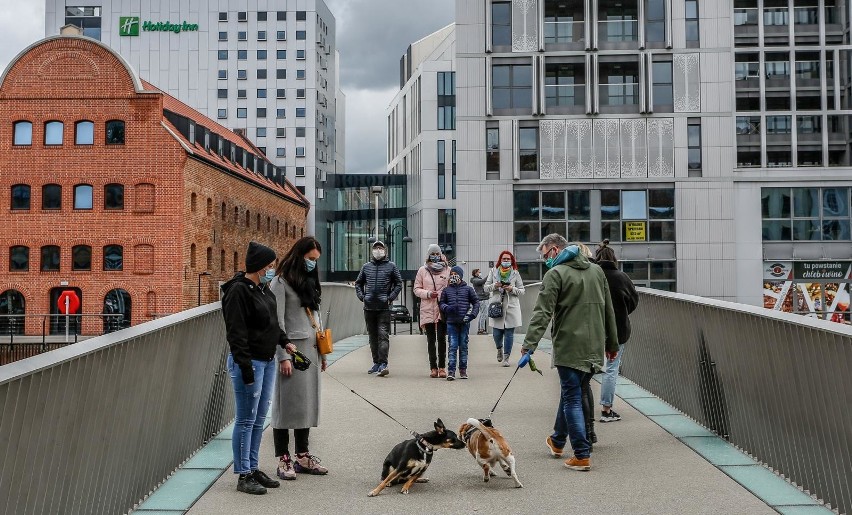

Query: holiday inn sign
left=119, top=16, right=199, bottom=36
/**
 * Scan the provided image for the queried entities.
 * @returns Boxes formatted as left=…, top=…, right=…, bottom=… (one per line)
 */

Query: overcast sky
left=0, top=0, right=454, bottom=174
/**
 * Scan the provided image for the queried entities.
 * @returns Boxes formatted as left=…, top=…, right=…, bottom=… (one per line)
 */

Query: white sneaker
left=502, top=358, right=511, bottom=367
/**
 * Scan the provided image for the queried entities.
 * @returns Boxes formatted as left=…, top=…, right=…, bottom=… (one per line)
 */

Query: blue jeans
left=492, top=327, right=515, bottom=356
left=227, top=354, right=276, bottom=474
left=477, top=301, right=488, bottom=332
left=447, top=322, right=470, bottom=373
left=600, top=343, right=625, bottom=408
left=551, top=365, right=591, bottom=459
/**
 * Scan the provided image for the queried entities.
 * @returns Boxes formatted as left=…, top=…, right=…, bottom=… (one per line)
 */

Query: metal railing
left=0, top=283, right=364, bottom=515
left=0, top=314, right=127, bottom=365
left=519, top=282, right=849, bottom=513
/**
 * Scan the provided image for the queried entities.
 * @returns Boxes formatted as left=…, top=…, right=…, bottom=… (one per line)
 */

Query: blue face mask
left=305, top=259, right=316, bottom=272
left=260, top=268, right=276, bottom=284
left=429, top=255, right=441, bottom=263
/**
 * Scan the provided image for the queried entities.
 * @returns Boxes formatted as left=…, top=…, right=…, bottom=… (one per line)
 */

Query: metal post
left=64, top=296, right=69, bottom=343
left=374, top=193, right=379, bottom=241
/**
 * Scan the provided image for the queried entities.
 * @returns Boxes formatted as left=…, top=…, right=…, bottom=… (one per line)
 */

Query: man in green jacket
left=521, top=233, right=619, bottom=472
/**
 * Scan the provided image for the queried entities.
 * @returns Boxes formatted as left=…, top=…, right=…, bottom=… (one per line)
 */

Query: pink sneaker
left=294, top=453, right=328, bottom=475
left=276, top=455, right=296, bottom=480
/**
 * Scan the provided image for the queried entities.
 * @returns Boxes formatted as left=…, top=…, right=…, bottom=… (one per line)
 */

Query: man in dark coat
left=355, top=240, right=402, bottom=377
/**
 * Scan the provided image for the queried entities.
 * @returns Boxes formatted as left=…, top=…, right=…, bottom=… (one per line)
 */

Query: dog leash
left=324, top=370, right=422, bottom=440
left=488, top=365, right=522, bottom=419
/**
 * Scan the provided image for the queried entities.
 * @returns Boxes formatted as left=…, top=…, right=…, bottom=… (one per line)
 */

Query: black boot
left=237, top=474, right=267, bottom=495
left=252, top=469, right=280, bottom=488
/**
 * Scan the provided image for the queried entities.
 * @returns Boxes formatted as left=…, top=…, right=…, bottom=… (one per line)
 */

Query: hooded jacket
left=413, top=263, right=450, bottom=326
left=355, top=256, right=403, bottom=311
left=597, top=260, right=639, bottom=344
left=439, top=280, right=480, bottom=325
left=522, top=252, right=618, bottom=373
left=221, top=272, right=290, bottom=384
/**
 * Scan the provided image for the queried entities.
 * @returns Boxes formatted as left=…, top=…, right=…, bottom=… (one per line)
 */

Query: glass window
left=106, top=120, right=125, bottom=144
left=74, top=184, right=93, bottom=210
left=687, top=119, right=702, bottom=171
left=513, top=190, right=539, bottom=221
left=13, top=121, right=32, bottom=145
left=277, top=148, right=286, bottom=157
left=646, top=0, right=666, bottom=42
left=238, top=11, right=247, bottom=21
left=599, top=61, right=640, bottom=106
left=823, top=188, right=848, bottom=218
left=75, top=121, right=94, bottom=145
left=10, top=246, right=28, bottom=271
left=649, top=189, right=675, bottom=219
left=652, top=61, right=673, bottom=109
left=277, top=128, right=286, bottom=137
left=297, top=89, right=306, bottom=98
left=72, top=245, right=91, bottom=271
left=296, top=108, right=306, bottom=117
left=277, top=11, right=286, bottom=21
left=238, top=31, right=247, bottom=41
left=545, top=62, right=585, bottom=108
left=42, top=184, right=61, bottom=210
left=41, top=246, right=60, bottom=271
left=257, top=127, right=267, bottom=137
left=105, top=184, right=124, bottom=209
left=258, top=30, right=267, bottom=40
left=257, top=69, right=267, bottom=79
left=492, top=64, right=532, bottom=110
left=257, top=108, right=267, bottom=118
left=544, top=0, right=583, bottom=44
left=492, top=1, right=511, bottom=46
left=762, top=188, right=791, bottom=219
left=296, top=30, right=307, bottom=40
left=685, top=0, right=700, bottom=43
left=44, top=121, right=64, bottom=145
left=566, top=190, right=591, bottom=220
left=486, top=127, right=500, bottom=178
left=277, top=68, right=287, bottom=79
left=438, top=140, right=446, bottom=199
left=218, top=109, right=227, bottom=119
left=11, top=184, right=30, bottom=210
left=257, top=49, right=267, bottom=59
left=622, top=190, right=647, bottom=219
left=258, top=11, right=267, bottom=21
left=296, top=146, right=305, bottom=156
left=277, top=50, right=286, bottom=59
left=793, top=188, right=820, bottom=218
left=519, top=127, right=538, bottom=176
left=217, top=88, right=228, bottom=99
left=257, top=88, right=267, bottom=98
left=237, top=108, right=247, bottom=118
left=218, top=31, right=227, bottom=41
left=296, top=127, right=306, bottom=137
left=296, top=11, right=307, bottom=20
left=238, top=49, right=247, bottom=60
left=238, top=89, right=246, bottom=98
left=277, top=30, right=286, bottom=41
left=218, top=50, right=228, bottom=60
left=218, top=12, right=227, bottom=21
left=297, top=49, right=306, bottom=59
left=297, top=69, right=306, bottom=79
left=103, top=245, right=123, bottom=271
left=277, top=109, right=286, bottom=119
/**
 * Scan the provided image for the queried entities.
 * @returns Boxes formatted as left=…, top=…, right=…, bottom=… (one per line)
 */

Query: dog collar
left=416, top=437, right=434, bottom=455
left=462, top=426, right=478, bottom=444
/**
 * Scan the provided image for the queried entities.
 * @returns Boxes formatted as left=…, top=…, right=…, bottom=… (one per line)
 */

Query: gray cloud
left=326, top=0, right=455, bottom=91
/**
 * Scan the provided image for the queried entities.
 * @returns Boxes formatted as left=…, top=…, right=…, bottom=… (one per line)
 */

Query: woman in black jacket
left=221, top=241, right=295, bottom=495
left=594, top=240, right=639, bottom=423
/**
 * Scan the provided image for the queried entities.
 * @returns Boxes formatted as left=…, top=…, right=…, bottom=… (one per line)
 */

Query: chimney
left=60, top=24, right=84, bottom=36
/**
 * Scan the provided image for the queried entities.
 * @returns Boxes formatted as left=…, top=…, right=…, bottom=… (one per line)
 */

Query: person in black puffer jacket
left=355, top=240, right=402, bottom=377
left=594, top=239, right=639, bottom=424
left=439, top=266, right=480, bottom=381
left=221, top=241, right=295, bottom=495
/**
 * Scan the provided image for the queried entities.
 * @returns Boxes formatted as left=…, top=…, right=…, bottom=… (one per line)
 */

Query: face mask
left=259, top=268, right=275, bottom=284
left=429, top=254, right=441, bottom=263
left=544, top=248, right=559, bottom=269
left=372, top=249, right=386, bottom=260
left=305, top=259, right=316, bottom=272
left=449, top=275, right=460, bottom=285
left=501, top=260, right=512, bottom=268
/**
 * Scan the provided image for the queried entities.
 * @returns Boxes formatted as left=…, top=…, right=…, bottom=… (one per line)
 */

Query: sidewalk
left=188, top=335, right=776, bottom=514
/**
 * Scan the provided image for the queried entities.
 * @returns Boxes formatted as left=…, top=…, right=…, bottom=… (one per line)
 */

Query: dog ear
left=435, top=419, right=445, bottom=433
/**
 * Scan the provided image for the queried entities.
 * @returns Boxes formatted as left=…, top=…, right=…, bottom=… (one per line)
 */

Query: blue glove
left=518, top=352, right=531, bottom=368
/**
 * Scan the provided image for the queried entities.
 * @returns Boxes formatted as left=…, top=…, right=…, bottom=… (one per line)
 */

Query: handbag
left=488, top=290, right=506, bottom=319
left=306, top=307, right=333, bottom=355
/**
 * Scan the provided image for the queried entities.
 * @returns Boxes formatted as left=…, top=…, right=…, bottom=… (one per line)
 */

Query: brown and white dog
left=458, top=418, right=523, bottom=488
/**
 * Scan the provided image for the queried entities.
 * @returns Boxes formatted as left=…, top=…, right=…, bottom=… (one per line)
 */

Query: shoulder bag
left=306, top=307, right=333, bottom=355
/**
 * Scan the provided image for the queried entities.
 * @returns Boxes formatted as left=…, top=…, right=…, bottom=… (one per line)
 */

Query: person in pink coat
left=413, top=244, right=450, bottom=378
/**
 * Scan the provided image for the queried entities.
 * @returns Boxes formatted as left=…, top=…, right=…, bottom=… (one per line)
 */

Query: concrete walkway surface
left=188, top=335, right=777, bottom=515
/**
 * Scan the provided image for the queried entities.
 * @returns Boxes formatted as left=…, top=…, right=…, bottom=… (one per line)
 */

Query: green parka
left=522, top=253, right=619, bottom=373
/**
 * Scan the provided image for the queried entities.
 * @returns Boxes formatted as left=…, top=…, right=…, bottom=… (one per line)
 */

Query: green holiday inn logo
left=119, top=16, right=199, bottom=36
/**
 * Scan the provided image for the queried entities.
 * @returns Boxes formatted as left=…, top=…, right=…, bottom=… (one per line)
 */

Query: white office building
left=393, top=1, right=852, bottom=323
left=46, top=1, right=342, bottom=233
left=387, top=24, right=458, bottom=269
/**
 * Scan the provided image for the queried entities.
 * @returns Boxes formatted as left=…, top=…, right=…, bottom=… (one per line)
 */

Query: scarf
left=498, top=266, right=512, bottom=283
left=429, top=262, right=445, bottom=273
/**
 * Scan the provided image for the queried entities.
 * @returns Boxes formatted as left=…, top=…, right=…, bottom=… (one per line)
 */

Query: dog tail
left=466, top=418, right=496, bottom=443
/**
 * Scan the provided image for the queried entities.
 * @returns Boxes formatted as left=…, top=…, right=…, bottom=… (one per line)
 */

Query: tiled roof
left=142, top=79, right=308, bottom=208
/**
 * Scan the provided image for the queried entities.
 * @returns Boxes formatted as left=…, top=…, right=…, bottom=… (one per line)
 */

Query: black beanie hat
left=245, top=241, right=276, bottom=273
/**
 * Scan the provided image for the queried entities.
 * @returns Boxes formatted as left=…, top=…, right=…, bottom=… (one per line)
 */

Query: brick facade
left=0, top=37, right=308, bottom=336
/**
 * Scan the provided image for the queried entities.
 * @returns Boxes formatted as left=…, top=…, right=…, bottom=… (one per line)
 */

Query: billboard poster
left=762, top=261, right=852, bottom=324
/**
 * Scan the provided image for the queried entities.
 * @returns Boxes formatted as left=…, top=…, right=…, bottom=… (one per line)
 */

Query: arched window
left=41, top=245, right=60, bottom=271
left=221, top=202, right=226, bottom=219
left=276, top=220, right=280, bottom=235
left=220, top=249, right=226, bottom=272
left=42, top=184, right=61, bottom=210
left=234, top=206, right=239, bottom=224
left=256, top=213, right=261, bottom=230
left=106, top=120, right=125, bottom=144
left=233, top=251, right=239, bottom=272
left=11, top=184, right=30, bottom=210
left=9, top=246, right=29, bottom=271
left=245, top=210, right=251, bottom=227
left=206, top=197, right=213, bottom=216
left=72, top=245, right=92, bottom=271
left=0, top=289, right=26, bottom=335
left=267, top=216, right=271, bottom=232
left=103, top=245, right=123, bottom=271
left=190, top=192, right=197, bottom=212
left=13, top=121, right=32, bottom=145
left=104, top=184, right=124, bottom=209
left=103, top=288, right=131, bottom=333
left=44, top=121, right=64, bottom=145
left=206, top=247, right=213, bottom=269
left=74, top=184, right=93, bottom=210
left=190, top=243, right=197, bottom=268
left=75, top=121, right=94, bottom=145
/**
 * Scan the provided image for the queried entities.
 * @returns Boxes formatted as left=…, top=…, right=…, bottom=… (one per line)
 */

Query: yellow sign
left=625, top=221, right=646, bottom=241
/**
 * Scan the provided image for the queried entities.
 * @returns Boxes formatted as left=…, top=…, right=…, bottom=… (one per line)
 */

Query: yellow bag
left=306, top=308, right=333, bottom=355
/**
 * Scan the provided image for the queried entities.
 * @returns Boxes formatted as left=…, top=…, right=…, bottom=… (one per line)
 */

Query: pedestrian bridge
left=0, top=284, right=848, bottom=515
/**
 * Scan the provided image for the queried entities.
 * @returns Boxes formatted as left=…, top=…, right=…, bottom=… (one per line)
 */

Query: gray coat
left=483, top=268, right=525, bottom=329
left=269, top=278, right=321, bottom=429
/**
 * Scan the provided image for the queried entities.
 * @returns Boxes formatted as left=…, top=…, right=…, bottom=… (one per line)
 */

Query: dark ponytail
left=595, top=239, right=618, bottom=264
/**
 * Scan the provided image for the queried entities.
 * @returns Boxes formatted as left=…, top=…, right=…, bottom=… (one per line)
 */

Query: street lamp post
left=197, top=271, right=212, bottom=306
left=370, top=185, right=383, bottom=242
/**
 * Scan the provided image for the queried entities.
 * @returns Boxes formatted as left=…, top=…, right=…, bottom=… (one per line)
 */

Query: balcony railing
left=544, top=20, right=585, bottom=44
left=598, top=19, right=638, bottom=42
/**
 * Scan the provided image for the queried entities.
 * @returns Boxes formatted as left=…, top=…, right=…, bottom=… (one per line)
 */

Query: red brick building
left=0, top=36, right=308, bottom=336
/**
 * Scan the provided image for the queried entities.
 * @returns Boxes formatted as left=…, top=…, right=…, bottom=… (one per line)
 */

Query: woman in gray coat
left=483, top=250, right=525, bottom=367
left=269, top=236, right=328, bottom=480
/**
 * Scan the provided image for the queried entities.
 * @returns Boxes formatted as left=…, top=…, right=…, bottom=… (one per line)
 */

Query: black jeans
left=365, top=309, right=391, bottom=364
left=273, top=427, right=310, bottom=457
left=422, top=321, right=447, bottom=369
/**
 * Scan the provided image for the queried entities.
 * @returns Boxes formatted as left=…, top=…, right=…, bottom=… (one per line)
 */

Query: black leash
left=324, top=370, right=421, bottom=439
left=489, top=364, right=522, bottom=419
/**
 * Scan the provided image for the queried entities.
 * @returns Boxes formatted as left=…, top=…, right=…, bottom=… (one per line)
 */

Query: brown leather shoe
left=430, top=368, right=439, bottom=378
left=438, top=368, right=447, bottom=378
left=564, top=456, right=591, bottom=471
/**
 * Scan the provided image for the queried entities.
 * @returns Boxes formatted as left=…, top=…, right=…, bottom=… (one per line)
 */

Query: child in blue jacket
left=439, top=266, right=480, bottom=381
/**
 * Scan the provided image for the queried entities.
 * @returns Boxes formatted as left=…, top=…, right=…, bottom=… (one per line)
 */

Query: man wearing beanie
left=355, top=240, right=402, bottom=377
left=221, top=241, right=295, bottom=495
left=438, top=266, right=480, bottom=380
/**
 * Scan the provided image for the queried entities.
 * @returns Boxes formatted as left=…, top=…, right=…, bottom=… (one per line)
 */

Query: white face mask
left=501, top=260, right=512, bottom=268
left=372, top=249, right=386, bottom=260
